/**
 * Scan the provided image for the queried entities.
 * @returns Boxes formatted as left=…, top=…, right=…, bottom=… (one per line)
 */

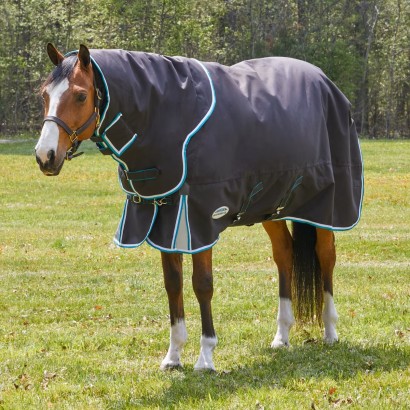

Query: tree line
left=0, top=0, right=408, bottom=138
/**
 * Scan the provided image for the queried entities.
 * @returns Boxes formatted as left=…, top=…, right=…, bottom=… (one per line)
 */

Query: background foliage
left=0, top=0, right=408, bottom=138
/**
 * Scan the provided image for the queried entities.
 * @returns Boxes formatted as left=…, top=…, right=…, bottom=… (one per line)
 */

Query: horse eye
left=77, top=93, right=87, bottom=103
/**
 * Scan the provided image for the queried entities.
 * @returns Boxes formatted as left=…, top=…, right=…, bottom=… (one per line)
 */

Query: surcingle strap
left=96, top=143, right=112, bottom=155
left=233, top=181, right=264, bottom=224
left=269, top=176, right=304, bottom=219
left=90, top=135, right=103, bottom=143
left=124, top=168, right=160, bottom=182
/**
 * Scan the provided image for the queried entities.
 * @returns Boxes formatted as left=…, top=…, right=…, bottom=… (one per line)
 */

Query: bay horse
left=35, top=44, right=363, bottom=371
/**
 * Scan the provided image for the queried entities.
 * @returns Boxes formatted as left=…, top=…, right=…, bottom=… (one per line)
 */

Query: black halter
left=43, top=77, right=103, bottom=160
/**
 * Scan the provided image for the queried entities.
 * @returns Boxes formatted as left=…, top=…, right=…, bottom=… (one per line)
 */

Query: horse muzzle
left=35, top=149, right=64, bottom=176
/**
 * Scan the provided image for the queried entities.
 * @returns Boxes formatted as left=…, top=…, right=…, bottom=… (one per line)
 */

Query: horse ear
left=78, top=44, right=91, bottom=69
left=47, top=43, right=64, bottom=66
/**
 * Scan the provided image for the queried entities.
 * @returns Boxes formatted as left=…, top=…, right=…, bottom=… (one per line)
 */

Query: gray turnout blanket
left=86, top=50, right=363, bottom=253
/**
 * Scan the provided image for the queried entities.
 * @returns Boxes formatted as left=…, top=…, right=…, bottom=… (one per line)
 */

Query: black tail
left=291, top=222, right=323, bottom=324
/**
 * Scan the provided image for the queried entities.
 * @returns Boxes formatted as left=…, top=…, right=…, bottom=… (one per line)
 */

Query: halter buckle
left=69, top=131, right=78, bottom=144
left=95, top=109, right=100, bottom=129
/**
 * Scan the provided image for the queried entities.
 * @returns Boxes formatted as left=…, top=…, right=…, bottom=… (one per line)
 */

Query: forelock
left=41, top=55, right=77, bottom=92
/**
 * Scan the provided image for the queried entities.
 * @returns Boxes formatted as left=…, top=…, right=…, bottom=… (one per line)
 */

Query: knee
left=192, top=272, right=213, bottom=299
left=164, top=270, right=183, bottom=296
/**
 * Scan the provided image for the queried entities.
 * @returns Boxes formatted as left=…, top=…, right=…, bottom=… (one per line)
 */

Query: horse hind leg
left=315, top=228, right=339, bottom=343
left=263, top=221, right=295, bottom=348
left=160, top=252, right=187, bottom=370
left=192, top=249, right=217, bottom=371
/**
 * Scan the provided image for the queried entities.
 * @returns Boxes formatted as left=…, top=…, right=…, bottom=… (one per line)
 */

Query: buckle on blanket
left=127, top=194, right=172, bottom=206
left=267, top=175, right=304, bottom=220
left=233, top=182, right=264, bottom=224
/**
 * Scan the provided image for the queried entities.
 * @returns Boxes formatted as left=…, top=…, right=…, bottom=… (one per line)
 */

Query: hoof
left=271, top=339, right=290, bottom=349
left=194, top=358, right=216, bottom=372
left=323, top=335, right=339, bottom=345
left=194, top=365, right=216, bottom=373
left=160, top=360, right=183, bottom=371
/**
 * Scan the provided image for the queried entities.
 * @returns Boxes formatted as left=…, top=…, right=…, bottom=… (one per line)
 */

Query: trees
left=367, top=0, right=409, bottom=138
left=0, top=0, right=408, bottom=137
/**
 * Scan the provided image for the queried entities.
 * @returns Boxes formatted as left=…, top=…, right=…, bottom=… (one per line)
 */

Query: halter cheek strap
left=43, top=83, right=102, bottom=161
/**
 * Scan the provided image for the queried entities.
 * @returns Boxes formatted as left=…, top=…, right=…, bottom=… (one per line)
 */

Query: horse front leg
left=263, top=221, right=295, bottom=348
left=192, top=249, right=217, bottom=371
left=316, top=228, right=338, bottom=343
left=160, top=252, right=187, bottom=370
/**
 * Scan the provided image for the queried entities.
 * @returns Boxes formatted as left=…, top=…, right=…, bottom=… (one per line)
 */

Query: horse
left=35, top=43, right=363, bottom=371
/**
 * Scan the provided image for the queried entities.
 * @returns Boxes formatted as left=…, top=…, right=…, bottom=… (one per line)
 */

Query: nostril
left=47, top=150, right=55, bottom=162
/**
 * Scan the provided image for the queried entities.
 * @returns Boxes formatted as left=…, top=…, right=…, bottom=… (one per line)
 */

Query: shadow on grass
left=113, top=341, right=409, bottom=407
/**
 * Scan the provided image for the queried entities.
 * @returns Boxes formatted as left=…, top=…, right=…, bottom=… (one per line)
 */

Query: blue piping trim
left=356, top=138, right=365, bottom=226
left=117, top=199, right=129, bottom=243
left=111, top=155, right=139, bottom=195
left=101, top=113, right=138, bottom=156
left=129, top=59, right=216, bottom=199
left=112, top=155, right=128, bottom=171
left=276, top=217, right=357, bottom=231
left=146, top=237, right=219, bottom=255
left=111, top=155, right=138, bottom=194
left=89, top=55, right=111, bottom=135
left=184, top=196, right=192, bottom=250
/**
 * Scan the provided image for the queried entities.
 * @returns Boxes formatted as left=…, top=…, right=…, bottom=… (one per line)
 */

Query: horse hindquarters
left=264, top=221, right=338, bottom=347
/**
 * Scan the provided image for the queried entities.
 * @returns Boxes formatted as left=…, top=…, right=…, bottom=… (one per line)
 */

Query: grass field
left=0, top=138, right=409, bottom=409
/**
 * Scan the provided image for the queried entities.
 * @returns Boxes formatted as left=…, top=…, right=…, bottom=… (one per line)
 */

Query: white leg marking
left=194, top=336, right=218, bottom=371
left=36, top=79, right=69, bottom=163
left=160, top=319, right=188, bottom=370
left=272, top=297, right=295, bottom=348
left=323, top=292, right=339, bottom=343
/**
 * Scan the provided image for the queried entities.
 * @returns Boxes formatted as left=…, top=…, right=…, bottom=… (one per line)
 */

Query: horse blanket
left=86, top=49, right=363, bottom=253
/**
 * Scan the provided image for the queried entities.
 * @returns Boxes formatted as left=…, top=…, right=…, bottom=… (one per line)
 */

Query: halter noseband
left=43, top=78, right=102, bottom=161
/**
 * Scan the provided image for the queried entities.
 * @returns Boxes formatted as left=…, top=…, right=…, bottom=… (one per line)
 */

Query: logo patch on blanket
left=212, top=206, right=229, bottom=220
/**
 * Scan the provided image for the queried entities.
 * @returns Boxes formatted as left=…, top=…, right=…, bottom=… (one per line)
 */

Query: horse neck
left=95, top=51, right=175, bottom=132
left=95, top=50, right=194, bottom=132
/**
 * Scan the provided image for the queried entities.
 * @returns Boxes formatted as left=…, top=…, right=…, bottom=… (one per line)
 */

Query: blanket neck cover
left=87, top=49, right=363, bottom=254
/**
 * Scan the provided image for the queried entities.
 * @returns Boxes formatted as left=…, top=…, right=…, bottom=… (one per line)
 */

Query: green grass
left=0, top=139, right=409, bottom=409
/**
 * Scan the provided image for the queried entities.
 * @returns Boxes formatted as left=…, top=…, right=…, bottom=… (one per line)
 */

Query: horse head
left=35, top=43, right=99, bottom=175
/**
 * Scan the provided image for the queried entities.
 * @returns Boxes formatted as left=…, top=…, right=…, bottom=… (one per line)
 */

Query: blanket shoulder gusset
left=90, top=50, right=214, bottom=198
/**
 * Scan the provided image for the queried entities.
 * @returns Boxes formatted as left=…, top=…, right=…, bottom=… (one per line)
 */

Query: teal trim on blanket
left=100, top=113, right=138, bottom=157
